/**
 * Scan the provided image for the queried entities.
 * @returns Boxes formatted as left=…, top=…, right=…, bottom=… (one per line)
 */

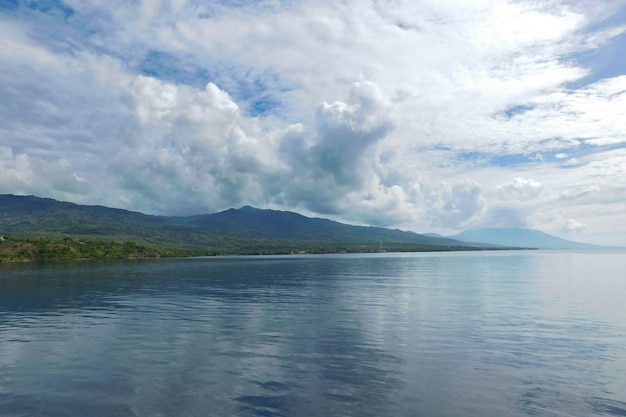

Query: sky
left=1, top=0, right=626, bottom=245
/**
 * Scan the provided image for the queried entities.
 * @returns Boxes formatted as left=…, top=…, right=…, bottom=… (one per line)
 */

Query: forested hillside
left=0, top=194, right=496, bottom=261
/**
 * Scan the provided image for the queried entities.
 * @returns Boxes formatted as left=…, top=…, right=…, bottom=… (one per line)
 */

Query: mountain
left=0, top=194, right=170, bottom=236
left=449, top=228, right=610, bottom=250
left=0, top=194, right=496, bottom=256
left=172, top=205, right=474, bottom=246
left=422, top=232, right=444, bottom=238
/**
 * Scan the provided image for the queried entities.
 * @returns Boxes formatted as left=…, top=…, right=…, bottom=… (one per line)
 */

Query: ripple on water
left=1, top=253, right=625, bottom=417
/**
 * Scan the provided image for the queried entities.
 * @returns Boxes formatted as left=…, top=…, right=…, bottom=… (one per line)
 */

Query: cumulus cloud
left=311, top=81, right=392, bottom=186
left=0, top=146, right=89, bottom=201
left=464, top=177, right=546, bottom=228
left=109, top=77, right=290, bottom=214
left=562, top=218, right=586, bottom=233
left=496, top=177, right=543, bottom=201
left=1, top=0, right=626, bottom=244
left=425, top=180, right=487, bottom=228
left=277, top=80, right=393, bottom=214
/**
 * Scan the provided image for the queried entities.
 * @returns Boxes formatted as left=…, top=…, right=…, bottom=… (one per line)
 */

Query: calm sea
left=1, top=251, right=625, bottom=417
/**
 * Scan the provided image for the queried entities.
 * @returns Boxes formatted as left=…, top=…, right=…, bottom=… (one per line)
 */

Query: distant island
left=0, top=194, right=606, bottom=262
left=448, top=228, right=613, bottom=250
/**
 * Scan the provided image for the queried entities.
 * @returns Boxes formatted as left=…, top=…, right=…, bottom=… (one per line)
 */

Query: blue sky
left=1, top=0, right=626, bottom=245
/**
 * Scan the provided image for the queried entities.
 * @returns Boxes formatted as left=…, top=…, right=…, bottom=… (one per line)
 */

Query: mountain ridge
left=3, top=195, right=610, bottom=253
left=0, top=194, right=497, bottom=256
left=172, top=204, right=480, bottom=246
left=449, top=227, right=613, bottom=250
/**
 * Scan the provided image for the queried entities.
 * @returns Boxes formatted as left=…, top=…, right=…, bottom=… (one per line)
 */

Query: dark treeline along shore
left=0, top=194, right=513, bottom=261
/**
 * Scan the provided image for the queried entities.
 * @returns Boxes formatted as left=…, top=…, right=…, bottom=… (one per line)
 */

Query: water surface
left=1, top=251, right=625, bottom=416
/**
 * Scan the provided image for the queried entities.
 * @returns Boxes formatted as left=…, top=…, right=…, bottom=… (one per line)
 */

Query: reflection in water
left=1, top=252, right=626, bottom=416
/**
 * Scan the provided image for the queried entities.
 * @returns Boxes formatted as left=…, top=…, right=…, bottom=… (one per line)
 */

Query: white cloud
left=1, top=0, right=626, bottom=244
left=0, top=146, right=89, bottom=200
left=275, top=80, right=394, bottom=215
left=109, top=76, right=291, bottom=214
left=425, top=180, right=487, bottom=228
left=562, top=218, right=586, bottom=233
left=559, top=184, right=601, bottom=201
left=496, top=177, right=544, bottom=201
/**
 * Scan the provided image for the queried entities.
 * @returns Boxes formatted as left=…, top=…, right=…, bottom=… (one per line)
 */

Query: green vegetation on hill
left=174, top=205, right=468, bottom=245
left=0, top=194, right=498, bottom=261
left=0, top=235, right=483, bottom=262
left=0, top=237, right=188, bottom=262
